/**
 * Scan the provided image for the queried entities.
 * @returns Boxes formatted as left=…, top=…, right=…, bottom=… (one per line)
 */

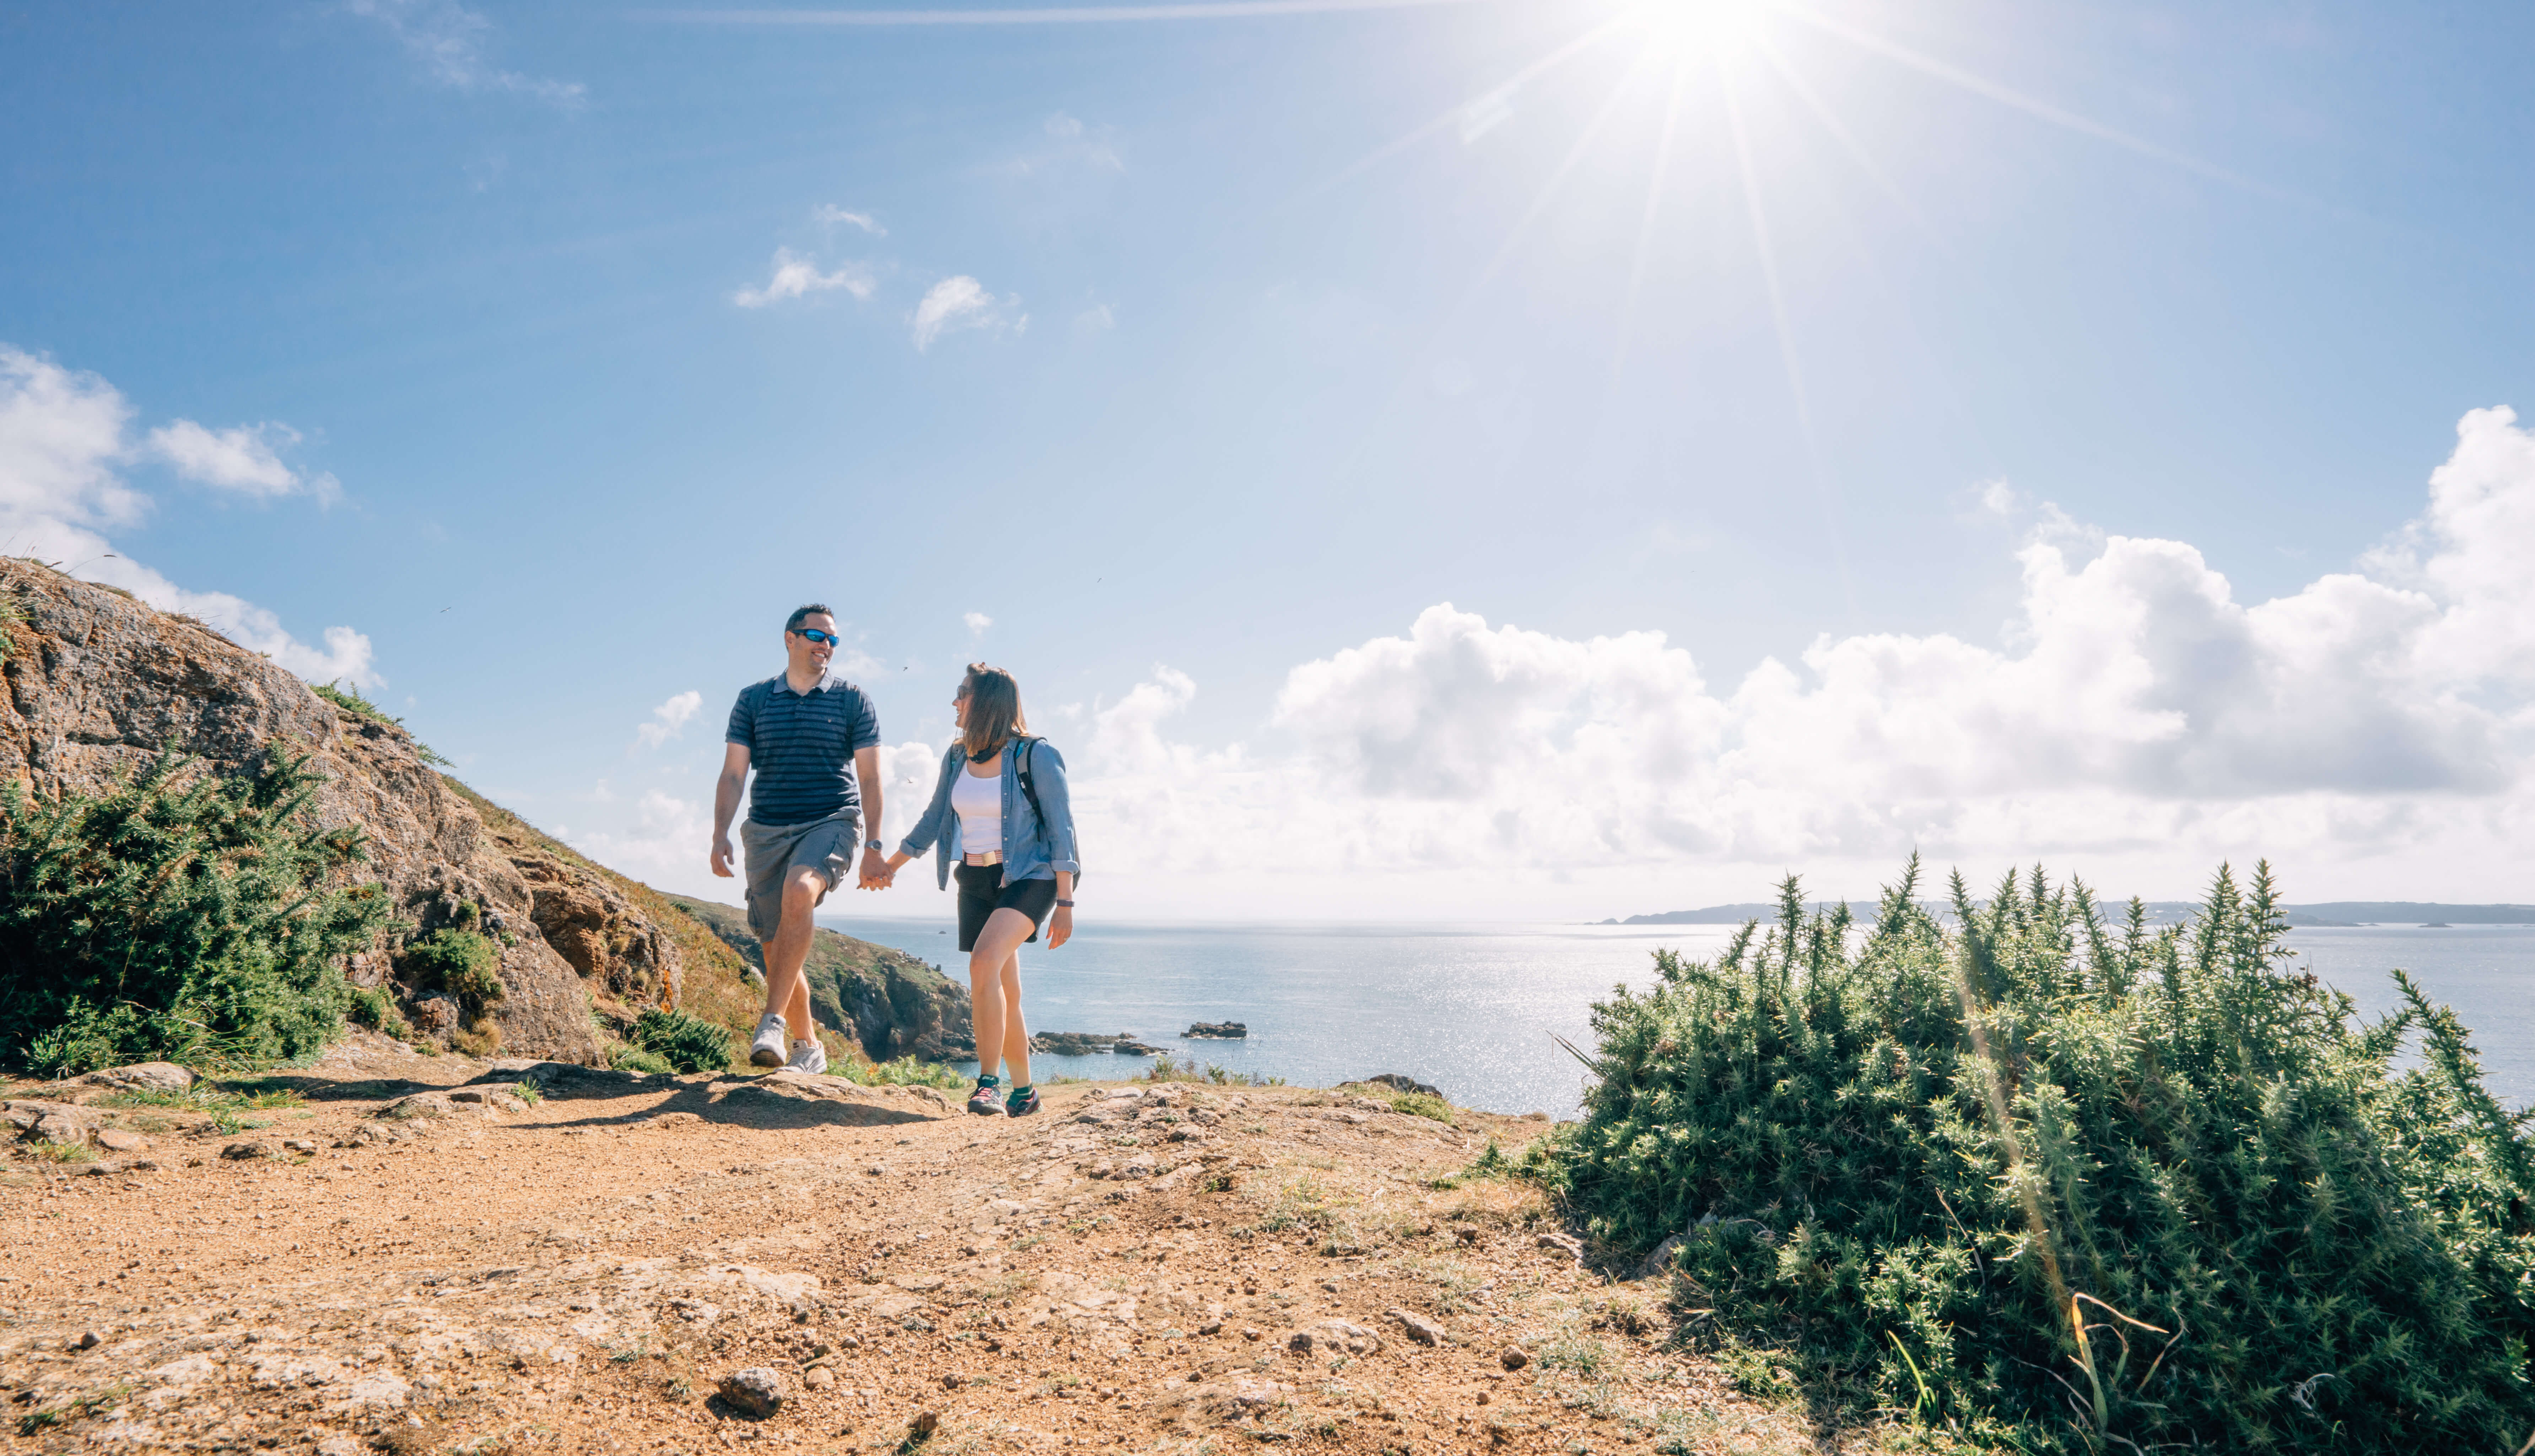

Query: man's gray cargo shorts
left=740, top=808, right=858, bottom=941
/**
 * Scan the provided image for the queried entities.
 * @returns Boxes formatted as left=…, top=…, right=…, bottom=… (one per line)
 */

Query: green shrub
left=850, top=1055, right=964, bottom=1090
left=0, top=748, right=395, bottom=1076
left=1387, top=1091, right=1455, bottom=1124
left=631, top=1008, right=733, bottom=1074
left=608, top=1042, right=674, bottom=1076
left=397, top=930, right=504, bottom=1015
left=1551, top=858, right=2535, bottom=1453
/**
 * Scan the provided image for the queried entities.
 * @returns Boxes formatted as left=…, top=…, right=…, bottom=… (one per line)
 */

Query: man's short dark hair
left=784, top=603, right=834, bottom=633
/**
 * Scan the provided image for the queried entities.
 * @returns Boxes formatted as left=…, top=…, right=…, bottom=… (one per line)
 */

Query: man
left=711, top=604, right=889, bottom=1073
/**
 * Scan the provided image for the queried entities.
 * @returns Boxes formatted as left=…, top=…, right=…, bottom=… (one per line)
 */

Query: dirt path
left=2, top=1041, right=1824, bottom=1455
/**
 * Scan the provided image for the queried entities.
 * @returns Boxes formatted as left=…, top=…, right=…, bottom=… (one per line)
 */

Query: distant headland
left=1602, top=900, right=2535, bottom=927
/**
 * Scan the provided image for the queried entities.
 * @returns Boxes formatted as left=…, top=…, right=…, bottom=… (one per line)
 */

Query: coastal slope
left=0, top=1045, right=1821, bottom=1454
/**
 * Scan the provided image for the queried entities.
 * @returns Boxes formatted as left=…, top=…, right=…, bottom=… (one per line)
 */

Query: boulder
left=6, top=1101, right=102, bottom=1146
left=1184, top=1021, right=1247, bottom=1039
left=1385, top=1308, right=1445, bottom=1347
left=718, top=1367, right=784, bottom=1419
left=1285, top=1320, right=1382, bottom=1356
left=1354, top=1073, right=1442, bottom=1098
left=73, top=1062, right=194, bottom=1095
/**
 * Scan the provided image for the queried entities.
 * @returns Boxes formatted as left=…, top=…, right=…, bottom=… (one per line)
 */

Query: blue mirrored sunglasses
left=794, top=628, right=842, bottom=645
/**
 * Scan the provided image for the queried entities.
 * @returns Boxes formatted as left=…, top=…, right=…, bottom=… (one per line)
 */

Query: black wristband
left=1056, top=899, right=1075, bottom=907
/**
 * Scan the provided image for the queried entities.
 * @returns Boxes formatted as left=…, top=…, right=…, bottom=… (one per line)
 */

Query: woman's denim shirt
left=898, top=738, right=1082, bottom=889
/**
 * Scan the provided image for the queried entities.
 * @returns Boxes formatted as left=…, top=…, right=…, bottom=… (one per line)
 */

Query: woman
left=884, top=664, right=1080, bottom=1117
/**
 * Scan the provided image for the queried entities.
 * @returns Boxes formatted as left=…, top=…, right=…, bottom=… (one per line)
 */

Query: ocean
left=816, top=914, right=2535, bottom=1118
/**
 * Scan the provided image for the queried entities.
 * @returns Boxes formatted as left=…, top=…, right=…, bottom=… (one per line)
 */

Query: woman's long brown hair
left=960, top=664, right=1026, bottom=759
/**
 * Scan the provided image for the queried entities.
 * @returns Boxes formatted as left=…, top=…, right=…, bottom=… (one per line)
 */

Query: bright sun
left=1637, top=0, right=1766, bottom=58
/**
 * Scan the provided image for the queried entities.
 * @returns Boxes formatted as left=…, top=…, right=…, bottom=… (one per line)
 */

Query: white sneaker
left=749, top=1013, right=788, bottom=1067
left=786, top=1039, right=828, bottom=1076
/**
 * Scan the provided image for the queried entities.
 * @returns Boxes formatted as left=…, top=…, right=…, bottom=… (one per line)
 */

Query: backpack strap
left=1013, top=736, right=1047, bottom=826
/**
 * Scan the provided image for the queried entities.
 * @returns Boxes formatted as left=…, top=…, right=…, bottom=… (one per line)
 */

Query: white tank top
left=951, top=761, right=1002, bottom=855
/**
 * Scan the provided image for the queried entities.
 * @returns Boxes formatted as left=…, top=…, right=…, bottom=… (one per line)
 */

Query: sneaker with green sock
left=967, top=1074, right=1004, bottom=1116
left=1005, top=1084, right=1040, bottom=1117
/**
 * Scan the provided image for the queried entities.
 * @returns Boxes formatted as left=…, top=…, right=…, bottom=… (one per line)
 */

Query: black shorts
left=956, top=863, right=1059, bottom=952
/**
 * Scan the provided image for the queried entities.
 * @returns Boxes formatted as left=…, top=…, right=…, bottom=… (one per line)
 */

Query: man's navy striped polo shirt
left=725, top=670, right=881, bottom=827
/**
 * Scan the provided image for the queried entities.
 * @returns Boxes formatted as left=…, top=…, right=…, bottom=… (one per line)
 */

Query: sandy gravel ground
left=1, top=1039, right=1831, bottom=1455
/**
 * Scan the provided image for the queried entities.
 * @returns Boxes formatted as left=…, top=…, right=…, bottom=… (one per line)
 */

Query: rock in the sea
left=719, top=1367, right=785, bottom=1418
left=1112, top=1037, right=1163, bottom=1057
left=1031, top=1031, right=1123, bottom=1056
left=1184, top=1021, right=1247, bottom=1038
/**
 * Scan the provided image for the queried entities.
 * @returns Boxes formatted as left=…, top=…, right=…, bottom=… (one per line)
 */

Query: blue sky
left=4, top=0, right=2533, bottom=920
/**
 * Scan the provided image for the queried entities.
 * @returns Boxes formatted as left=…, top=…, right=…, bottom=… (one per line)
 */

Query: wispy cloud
left=145, top=420, right=339, bottom=503
left=733, top=247, right=878, bottom=308
left=1008, top=110, right=1124, bottom=177
left=651, top=0, right=1482, bottom=26
left=345, top=0, right=586, bottom=109
left=1072, top=303, right=1116, bottom=337
left=635, top=689, right=704, bottom=748
left=964, top=611, right=992, bottom=634
left=814, top=205, right=886, bottom=236
left=911, top=276, right=1020, bottom=351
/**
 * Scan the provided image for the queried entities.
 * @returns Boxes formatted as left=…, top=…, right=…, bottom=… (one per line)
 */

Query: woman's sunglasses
left=793, top=628, right=842, bottom=645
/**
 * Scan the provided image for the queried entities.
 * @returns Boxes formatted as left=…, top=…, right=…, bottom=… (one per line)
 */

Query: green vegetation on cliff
left=665, top=895, right=972, bottom=1065
left=0, top=748, right=395, bottom=1075
left=1552, top=859, right=2535, bottom=1453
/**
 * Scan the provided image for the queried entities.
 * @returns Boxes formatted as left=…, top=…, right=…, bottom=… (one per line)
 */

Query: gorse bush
left=630, top=1007, right=732, bottom=1074
left=1553, top=857, right=2535, bottom=1454
left=396, top=929, right=504, bottom=1016
left=0, top=748, right=394, bottom=1076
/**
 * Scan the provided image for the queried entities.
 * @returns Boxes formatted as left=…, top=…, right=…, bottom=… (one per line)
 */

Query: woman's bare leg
left=967, top=907, right=1037, bottom=1082
left=999, top=951, right=1032, bottom=1087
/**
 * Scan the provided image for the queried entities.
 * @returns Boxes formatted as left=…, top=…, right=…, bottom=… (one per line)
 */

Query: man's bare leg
left=761, top=865, right=826, bottom=1045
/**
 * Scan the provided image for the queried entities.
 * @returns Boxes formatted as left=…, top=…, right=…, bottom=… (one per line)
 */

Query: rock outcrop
left=0, top=563, right=665, bottom=1063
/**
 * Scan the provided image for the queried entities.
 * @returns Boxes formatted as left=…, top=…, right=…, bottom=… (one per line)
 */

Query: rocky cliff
left=0, top=559, right=960, bottom=1067
left=666, top=896, right=973, bottom=1063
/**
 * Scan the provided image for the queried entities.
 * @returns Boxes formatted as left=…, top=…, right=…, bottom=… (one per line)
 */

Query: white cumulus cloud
left=1039, top=407, right=2535, bottom=913
left=635, top=689, right=704, bottom=749
left=964, top=611, right=992, bottom=634
left=0, top=347, right=377, bottom=685
left=911, top=276, right=1016, bottom=351
left=733, top=248, right=877, bottom=309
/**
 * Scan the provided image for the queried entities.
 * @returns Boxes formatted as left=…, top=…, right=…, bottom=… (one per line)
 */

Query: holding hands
left=858, top=847, right=894, bottom=891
